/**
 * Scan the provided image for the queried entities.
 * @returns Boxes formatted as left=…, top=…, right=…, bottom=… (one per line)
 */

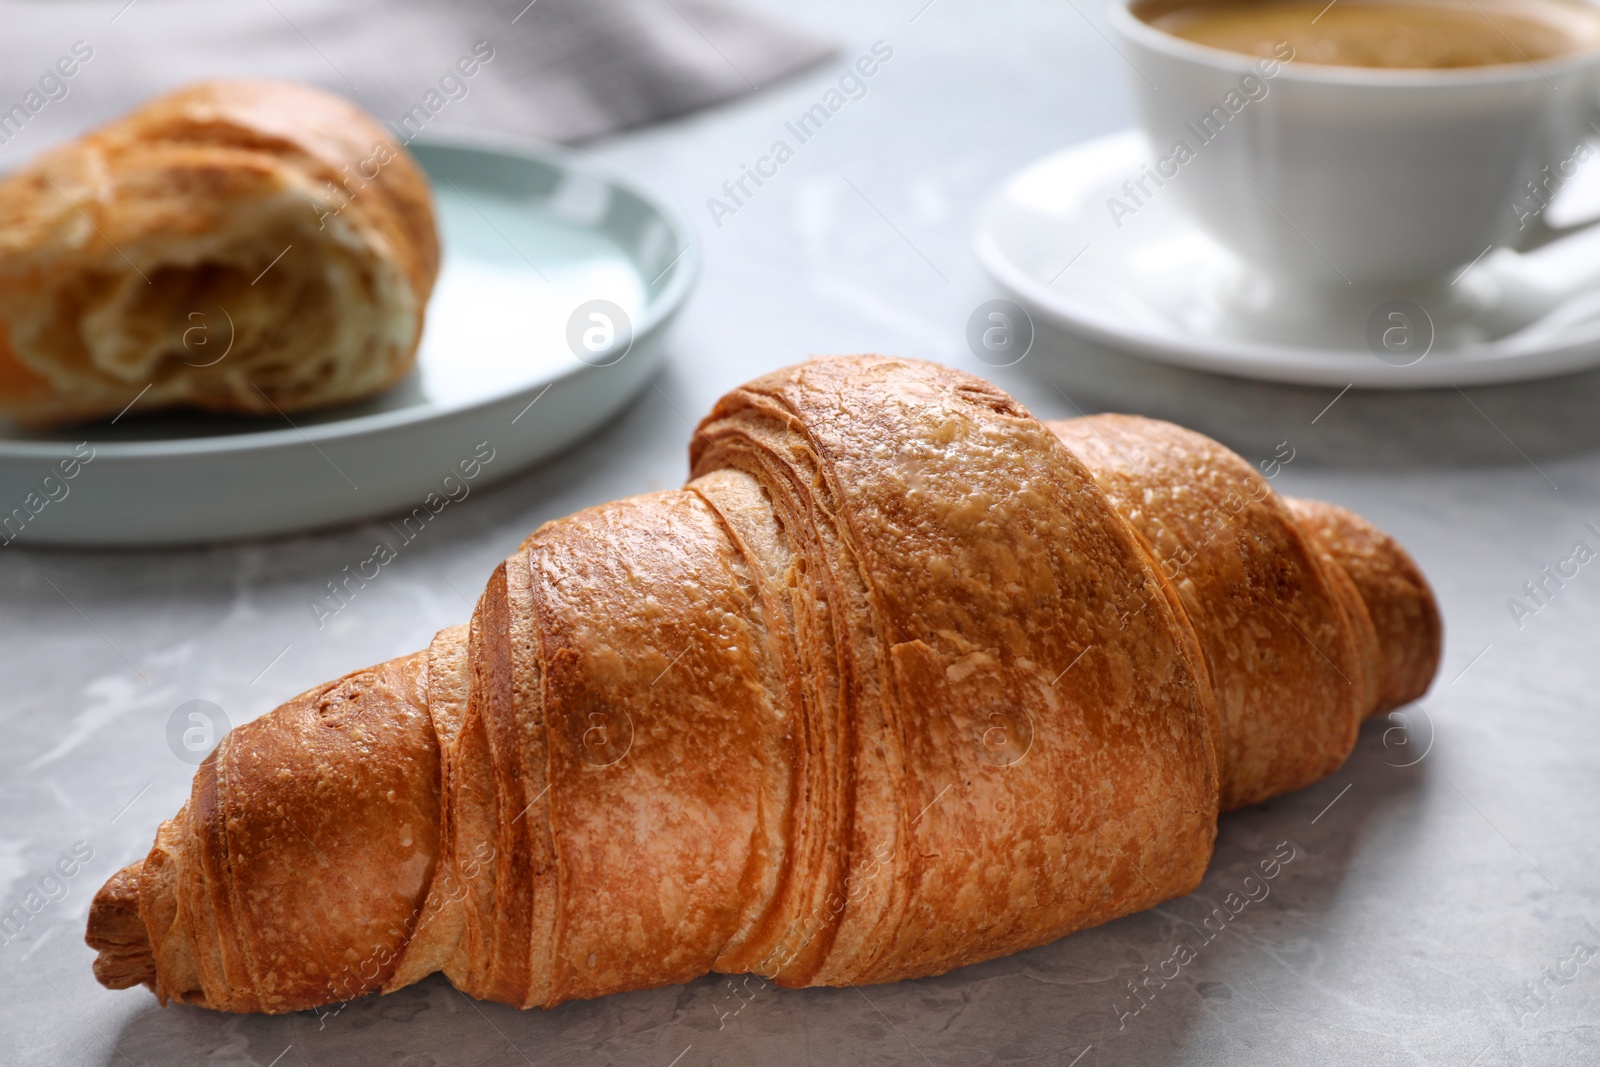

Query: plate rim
left=974, top=130, right=1600, bottom=389
left=0, top=129, right=699, bottom=459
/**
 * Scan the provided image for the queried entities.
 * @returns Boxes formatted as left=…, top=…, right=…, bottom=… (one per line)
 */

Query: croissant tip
left=86, top=861, right=158, bottom=993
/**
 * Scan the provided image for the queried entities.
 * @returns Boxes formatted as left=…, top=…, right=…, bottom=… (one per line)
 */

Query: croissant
left=85, top=356, right=1440, bottom=1013
left=0, top=79, right=438, bottom=426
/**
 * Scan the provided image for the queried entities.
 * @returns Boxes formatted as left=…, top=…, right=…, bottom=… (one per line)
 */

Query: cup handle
left=1514, top=211, right=1600, bottom=254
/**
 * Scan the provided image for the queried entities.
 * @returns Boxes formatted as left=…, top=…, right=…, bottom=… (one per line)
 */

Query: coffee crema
left=1139, top=0, right=1600, bottom=69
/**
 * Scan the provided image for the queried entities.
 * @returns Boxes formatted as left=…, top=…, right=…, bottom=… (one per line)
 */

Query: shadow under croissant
left=94, top=718, right=1423, bottom=1067
left=1007, top=316, right=1600, bottom=469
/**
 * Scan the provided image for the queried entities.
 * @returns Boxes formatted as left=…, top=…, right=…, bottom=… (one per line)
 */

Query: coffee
left=1139, top=0, right=1600, bottom=69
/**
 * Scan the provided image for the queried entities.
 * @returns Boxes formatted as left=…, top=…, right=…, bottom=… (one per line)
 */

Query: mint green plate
left=0, top=132, right=697, bottom=546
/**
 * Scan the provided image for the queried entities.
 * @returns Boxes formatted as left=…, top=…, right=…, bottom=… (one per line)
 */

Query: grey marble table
left=4, top=2, right=1599, bottom=1064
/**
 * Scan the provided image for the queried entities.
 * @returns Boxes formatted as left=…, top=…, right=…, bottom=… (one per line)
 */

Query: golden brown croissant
left=0, top=79, right=438, bottom=426
left=85, top=356, right=1440, bottom=1013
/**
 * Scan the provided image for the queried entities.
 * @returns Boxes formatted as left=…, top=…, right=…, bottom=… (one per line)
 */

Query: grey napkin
left=0, top=0, right=834, bottom=162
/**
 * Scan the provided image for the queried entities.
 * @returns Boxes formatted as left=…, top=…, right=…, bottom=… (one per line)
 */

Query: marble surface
left=4, top=2, right=1600, bottom=1064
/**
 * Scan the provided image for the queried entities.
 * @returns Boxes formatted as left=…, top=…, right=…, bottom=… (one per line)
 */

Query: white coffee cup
left=1110, top=0, right=1600, bottom=291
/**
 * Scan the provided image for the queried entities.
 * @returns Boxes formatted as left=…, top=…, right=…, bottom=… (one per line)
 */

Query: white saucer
left=974, top=131, right=1600, bottom=388
left=0, top=132, right=696, bottom=546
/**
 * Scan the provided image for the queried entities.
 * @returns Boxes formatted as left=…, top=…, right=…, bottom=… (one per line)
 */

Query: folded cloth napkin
left=0, top=0, right=833, bottom=160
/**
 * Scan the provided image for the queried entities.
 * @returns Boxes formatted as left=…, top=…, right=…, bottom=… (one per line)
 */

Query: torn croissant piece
left=86, top=356, right=1441, bottom=1014
left=0, top=79, right=439, bottom=426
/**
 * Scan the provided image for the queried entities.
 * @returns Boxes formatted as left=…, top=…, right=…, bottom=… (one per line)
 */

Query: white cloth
left=0, top=0, right=834, bottom=162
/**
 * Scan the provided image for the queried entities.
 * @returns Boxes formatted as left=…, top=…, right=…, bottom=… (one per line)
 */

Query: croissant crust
left=86, top=356, right=1440, bottom=1013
